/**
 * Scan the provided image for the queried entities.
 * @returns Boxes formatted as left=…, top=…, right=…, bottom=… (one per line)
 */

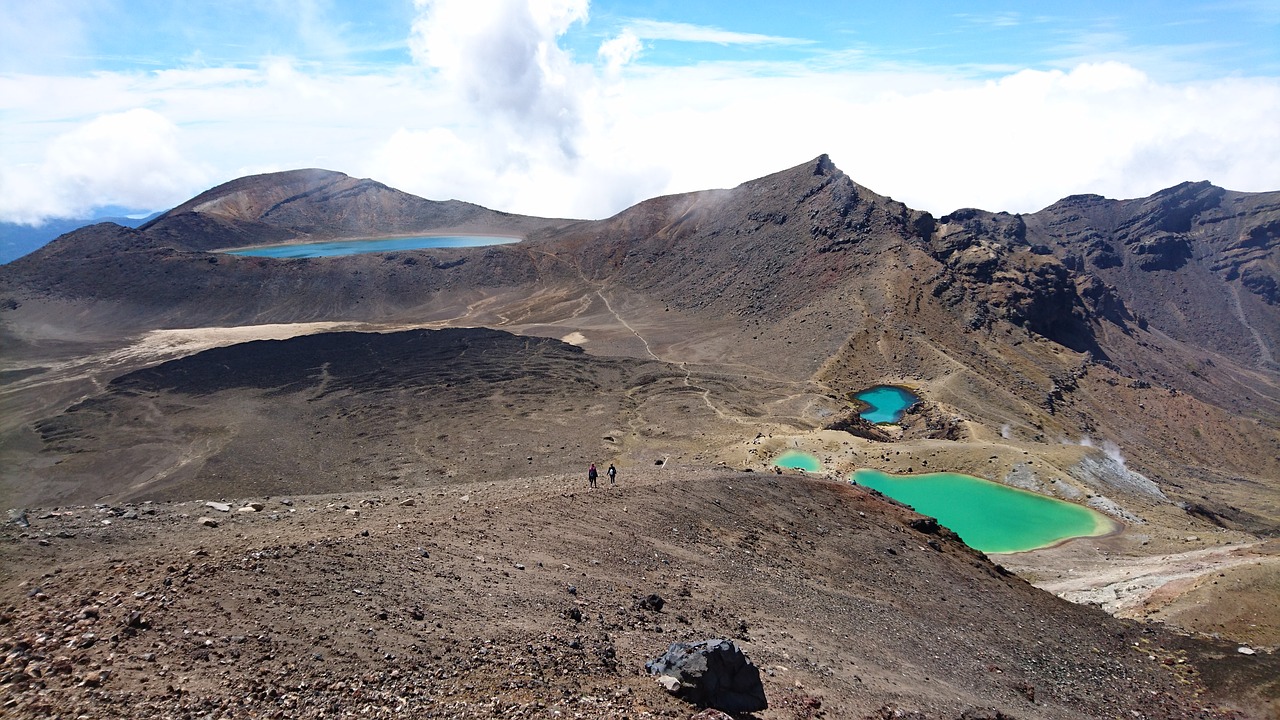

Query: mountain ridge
left=2, top=155, right=1278, bottom=526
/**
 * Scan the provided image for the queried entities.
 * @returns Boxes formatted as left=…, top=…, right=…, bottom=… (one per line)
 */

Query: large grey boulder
left=645, top=639, right=767, bottom=713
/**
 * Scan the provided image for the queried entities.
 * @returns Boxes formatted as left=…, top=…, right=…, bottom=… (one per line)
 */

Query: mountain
left=1026, top=182, right=1280, bottom=370
left=1, top=158, right=1279, bottom=717
left=2, top=158, right=1277, bottom=526
left=0, top=210, right=161, bottom=264
left=139, top=168, right=570, bottom=252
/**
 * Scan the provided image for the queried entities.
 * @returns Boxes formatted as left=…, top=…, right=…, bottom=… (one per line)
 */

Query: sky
left=1, top=0, right=1279, bottom=225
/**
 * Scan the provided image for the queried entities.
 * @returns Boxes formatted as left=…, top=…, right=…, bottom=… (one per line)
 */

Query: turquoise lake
left=225, top=235, right=519, bottom=258
left=851, top=469, right=1113, bottom=553
left=855, top=385, right=920, bottom=424
left=774, top=450, right=821, bottom=472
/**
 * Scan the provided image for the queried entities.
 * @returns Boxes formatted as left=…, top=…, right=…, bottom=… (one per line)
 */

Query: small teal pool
left=774, top=450, right=821, bottom=472
left=855, top=385, right=920, bottom=424
left=225, top=235, right=519, bottom=258
left=850, top=469, right=1114, bottom=553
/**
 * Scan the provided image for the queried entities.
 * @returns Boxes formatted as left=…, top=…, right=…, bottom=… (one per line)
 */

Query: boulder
left=645, top=639, right=767, bottom=713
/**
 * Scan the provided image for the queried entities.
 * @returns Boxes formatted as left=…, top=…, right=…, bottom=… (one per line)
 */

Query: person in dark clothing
left=607, top=463, right=617, bottom=486
left=588, top=463, right=598, bottom=488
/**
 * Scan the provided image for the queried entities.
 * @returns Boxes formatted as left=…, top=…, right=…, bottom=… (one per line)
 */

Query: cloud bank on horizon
left=1, top=0, right=1278, bottom=225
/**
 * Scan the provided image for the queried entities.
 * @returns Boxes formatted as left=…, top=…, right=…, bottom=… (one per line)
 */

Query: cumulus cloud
left=372, top=0, right=673, bottom=217
left=599, top=29, right=642, bottom=74
left=408, top=0, right=590, bottom=160
left=0, top=109, right=208, bottom=224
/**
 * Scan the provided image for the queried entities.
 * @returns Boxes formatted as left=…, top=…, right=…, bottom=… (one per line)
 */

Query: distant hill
left=0, top=209, right=161, bottom=264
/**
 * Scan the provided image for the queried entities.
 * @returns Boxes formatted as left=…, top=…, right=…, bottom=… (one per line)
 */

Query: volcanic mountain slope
left=141, top=168, right=572, bottom=252
left=1024, top=181, right=1280, bottom=369
left=4, top=463, right=1274, bottom=719
left=2, top=157, right=1278, bottom=528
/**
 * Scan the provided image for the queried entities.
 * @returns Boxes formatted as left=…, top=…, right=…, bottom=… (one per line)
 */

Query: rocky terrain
left=4, top=467, right=1276, bottom=719
left=2, top=157, right=1278, bottom=717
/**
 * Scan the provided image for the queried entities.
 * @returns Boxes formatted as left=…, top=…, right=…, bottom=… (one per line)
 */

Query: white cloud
left=0, top=109, right=208, bottom=224
left=1, top=2, right=1278, bottom=227
left=408, top=0, right=590, bottom=160
left=599, top=29, right=642, bottom=74
left=622, top=19, right=812, bottom=46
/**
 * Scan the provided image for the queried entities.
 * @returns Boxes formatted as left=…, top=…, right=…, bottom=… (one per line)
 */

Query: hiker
left=607, top=463, right=617, bottom=486
left=588, top=463, right=598, bottom=488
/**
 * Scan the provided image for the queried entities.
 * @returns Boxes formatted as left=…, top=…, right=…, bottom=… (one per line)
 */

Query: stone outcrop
left=645, top=639, right=767, bottom=713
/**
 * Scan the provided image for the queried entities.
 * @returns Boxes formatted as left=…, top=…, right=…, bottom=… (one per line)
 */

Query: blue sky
left=2, top=0, right=1279, bottom=223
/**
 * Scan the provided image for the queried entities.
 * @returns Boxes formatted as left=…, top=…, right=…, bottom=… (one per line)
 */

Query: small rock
left=635, top=593, right=665, bottom=612
left=399, top=498, right=416, bottom=507
left=346, top=509, right=360, bottom=517
left=514, top=563, right=526, bottom=571
left=7, top=509, right=30, bottom=528
left=1238, top=646, right=1256, bottom=655
left=198, top=517, right=219, bottom=528
left=205, top=502, right=231, bottom=513
left=279, top=498, right=293, bottom=506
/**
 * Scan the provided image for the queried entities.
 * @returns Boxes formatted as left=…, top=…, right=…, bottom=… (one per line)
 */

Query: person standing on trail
left=607, top=463, right=617, bottom=486
left=588, top=463, right=598, bottom=489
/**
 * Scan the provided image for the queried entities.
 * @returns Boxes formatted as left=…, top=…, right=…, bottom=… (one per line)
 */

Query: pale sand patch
left=560, top=331, right=587, bottom=345
left=1021, top=541, right=1270, bottom=615
left=99, top=322, right=361, bottom=368
left=9, top=322, right=361, bottom=385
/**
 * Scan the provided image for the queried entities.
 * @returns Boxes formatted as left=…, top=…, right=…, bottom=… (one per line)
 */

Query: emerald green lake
left=851, top=469, right=1113, bottom=553
left=774, top=450, right=821, bottom=472
left=855, top=385, right=919, bottom=423
left=224, top=235, right=519, bottom=258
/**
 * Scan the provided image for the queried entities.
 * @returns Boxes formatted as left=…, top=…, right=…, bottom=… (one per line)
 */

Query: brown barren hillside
left=4, top=467, right=1275, bottom=719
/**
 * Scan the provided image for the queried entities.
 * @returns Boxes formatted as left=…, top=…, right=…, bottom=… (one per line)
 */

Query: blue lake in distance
left=855, top=385, right=920, bottom=424
left=224, top=235, right=520, bottom=258
left=851, top=469, right=1114, bottom=553
left=774, top=450, right=822, bottom=472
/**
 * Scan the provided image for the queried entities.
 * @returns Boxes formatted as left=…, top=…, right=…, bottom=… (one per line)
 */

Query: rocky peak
left=143, top=169, right=353, bottom=227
